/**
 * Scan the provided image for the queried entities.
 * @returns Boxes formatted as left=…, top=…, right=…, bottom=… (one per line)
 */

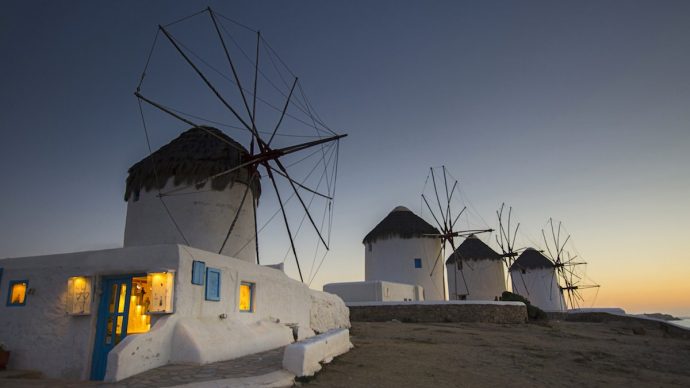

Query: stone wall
left=348, top=302, right=527, bottom=324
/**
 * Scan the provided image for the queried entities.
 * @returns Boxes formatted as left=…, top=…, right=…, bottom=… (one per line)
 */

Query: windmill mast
left=422, top=166, right=492, bottom=300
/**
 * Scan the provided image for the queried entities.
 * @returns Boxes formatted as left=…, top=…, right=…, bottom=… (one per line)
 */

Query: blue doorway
left=90, top=275, right=136, bottom=380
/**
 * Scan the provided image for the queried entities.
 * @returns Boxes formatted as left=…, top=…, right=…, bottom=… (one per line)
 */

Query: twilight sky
left=1, top=1, right=689, bottom=316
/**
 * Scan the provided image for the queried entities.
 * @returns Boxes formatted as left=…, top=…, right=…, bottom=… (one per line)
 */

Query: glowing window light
left=67, top=276, right=92, bottom=315
left=7, top=280, right=28, bottom=306
left=239, top=282, right=255, bottom=312
left=147, top=272, right=174, bottom=314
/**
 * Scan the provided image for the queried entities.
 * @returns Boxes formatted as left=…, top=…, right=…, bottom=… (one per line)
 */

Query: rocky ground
left=299, top=320, right=690, bottom=387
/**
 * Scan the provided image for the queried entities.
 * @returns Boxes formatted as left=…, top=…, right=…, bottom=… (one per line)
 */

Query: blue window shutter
left=205, top=268, right=221, bottom=301
left=414, top=258, right=422, bottom=268
left=192, top=261, right=205, bottom=285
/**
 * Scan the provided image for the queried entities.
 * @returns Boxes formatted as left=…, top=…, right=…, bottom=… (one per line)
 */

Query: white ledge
left=346, top=300, right=525, bottom=307
left=282, top=328, right=352, bottom=377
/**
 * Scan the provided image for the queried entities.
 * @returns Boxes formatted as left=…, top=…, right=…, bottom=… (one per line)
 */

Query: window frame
left=191, top=260, right=206, bottom=285
left=6, top=279, right=29, bottom=307
left=238, top=281, right=255, bottom=313
left=205, top=268, right=221, bottom=301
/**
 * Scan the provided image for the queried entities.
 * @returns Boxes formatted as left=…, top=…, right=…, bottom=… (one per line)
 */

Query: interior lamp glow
left=66, top=276, right=92, bottom=315
left=147, top=272, right=174, bottom=314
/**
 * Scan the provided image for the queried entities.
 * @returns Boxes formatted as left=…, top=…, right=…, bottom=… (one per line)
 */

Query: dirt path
left=300, top=320, right=690, bottom=387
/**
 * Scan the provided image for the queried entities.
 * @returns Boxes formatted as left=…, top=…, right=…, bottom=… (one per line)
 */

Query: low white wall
left=309, top=290, right=350, bottom=334
left=170, top=318, right=293, bottom=364
left=323, top=281, right=424, bottom=303
left=283, top=329, right=353, bottom=377
left=104, top=315, right=178, bottom=382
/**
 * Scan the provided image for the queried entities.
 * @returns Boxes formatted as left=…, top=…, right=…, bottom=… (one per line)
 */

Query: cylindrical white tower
left=509, top=248, right=565, bottom=311
left=123, top=127, right=261, bottom=263
left=445, top=234, right=506, bottom=301
left=363, top=206, right=444, bottom=300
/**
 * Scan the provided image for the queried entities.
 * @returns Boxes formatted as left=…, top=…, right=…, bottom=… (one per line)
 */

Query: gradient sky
left=1, top=1, right=689, bottom=316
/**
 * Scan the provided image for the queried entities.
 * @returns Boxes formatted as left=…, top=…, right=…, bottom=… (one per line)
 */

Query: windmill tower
left=363, top=206, right=444, bottom=300
left=509, top=248, right=566, bottom=311
left=541, top=218, right=600, bottom=309
left=124, top=127, right=261, bottom=263
left=446, top=234, right=505, bottom=301
left=420, top=166, right=493, bottom=301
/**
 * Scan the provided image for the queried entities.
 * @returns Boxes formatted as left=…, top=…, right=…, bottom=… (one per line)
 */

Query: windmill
left=420, top=166, right=493, bottom=299
left=494, top=203, right=532, bottom=295
left=541, top=218, right=600, bottom=309
left=133, top=7, right=345, bottom=283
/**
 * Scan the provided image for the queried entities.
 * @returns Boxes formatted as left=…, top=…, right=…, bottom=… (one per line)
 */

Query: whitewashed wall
left=510, top=267, right=565, bottom=311
left=323, top=280, right=424, bottom=303
left=124, top=180, right=257, bottom=263
left=0, top=244, right=350, bottom=381
left=446, top=259, right=506, bottom=301
left=365, top=237, right=444, bottom=300
left=0, top=245, right=180, bottom=380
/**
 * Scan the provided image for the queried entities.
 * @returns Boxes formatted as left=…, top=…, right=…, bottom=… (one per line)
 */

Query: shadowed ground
left=299, top=320, right=690, bottom=387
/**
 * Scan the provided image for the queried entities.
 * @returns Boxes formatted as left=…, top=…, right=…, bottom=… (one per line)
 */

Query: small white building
left=509, top=248, right=565, bottom=311
left=323, top=280, right=424, bottom=303
left=322, top=206, right=444, bottom=302
left=0, top=127, right=349, bottom=381
left=446, top=234, right=506, bottom=301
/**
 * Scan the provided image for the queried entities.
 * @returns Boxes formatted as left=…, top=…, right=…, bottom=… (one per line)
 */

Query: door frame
left=90, top=273, right=145, bottom=380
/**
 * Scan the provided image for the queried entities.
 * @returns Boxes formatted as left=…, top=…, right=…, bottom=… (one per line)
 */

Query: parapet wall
left=348, top=301, right=527, bottom=324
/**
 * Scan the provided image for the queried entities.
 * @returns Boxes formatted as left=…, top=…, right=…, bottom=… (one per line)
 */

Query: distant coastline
left=638, top=313, right=681, bottom=321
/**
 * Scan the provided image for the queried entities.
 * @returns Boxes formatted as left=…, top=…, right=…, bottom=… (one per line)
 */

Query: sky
left=1, top=1, right=689, bottom=316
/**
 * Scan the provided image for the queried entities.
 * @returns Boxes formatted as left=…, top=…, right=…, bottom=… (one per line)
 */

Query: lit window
left=7, top=280, right=28, bottom=306
left=239, top=282, right=255, bottom=312
left=414, top=258, right=422, bottom=269
left=67, top=276, right=92, bottom=315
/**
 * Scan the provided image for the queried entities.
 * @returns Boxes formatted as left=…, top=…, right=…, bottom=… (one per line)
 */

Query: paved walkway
left=0, top=347, right=293, bottom=388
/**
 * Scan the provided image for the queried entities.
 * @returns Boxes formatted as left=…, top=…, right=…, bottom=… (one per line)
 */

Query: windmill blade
left=422, top=194, right=445, bottom=231
left=251, top=30, right=260, bottom=128
left=158, top=25, right=255, bottom=134
left=268, top=165, right=331, bottom=199
left=208, top=7, right=254, bottom=124
left=159, top=133, right=344, bottom=197
left=218, top=172, right=258, bottom=253
left=442, top=166, right=453, bottom=227
left=450, top=206, right=467, bottom=230
left=430, top=168, right=448, bottom=229
left=267, top=77, right=298, bottom=146
left=264, top=164, right=303, bottom=282
left=272, top=158, right=329, bottom=249
left=134, top=92, right=248, bottom=153
left=429, top=244, right=444, bottom=278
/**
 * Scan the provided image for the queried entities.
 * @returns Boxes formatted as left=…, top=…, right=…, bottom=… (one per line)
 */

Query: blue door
left=90, top=276, right=134, bottom=380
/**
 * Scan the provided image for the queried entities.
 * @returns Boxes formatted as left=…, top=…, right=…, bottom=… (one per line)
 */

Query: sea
left=674, top=318, right=690, bottom=329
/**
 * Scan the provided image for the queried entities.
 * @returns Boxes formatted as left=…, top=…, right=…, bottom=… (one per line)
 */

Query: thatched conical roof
left=446, top=234, right=501, bottom=264
left=125, top=126, right=261, bottom=201
left=509, top=248, right=554, bottom=271
left=362, top=206, right=439, bottom=244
